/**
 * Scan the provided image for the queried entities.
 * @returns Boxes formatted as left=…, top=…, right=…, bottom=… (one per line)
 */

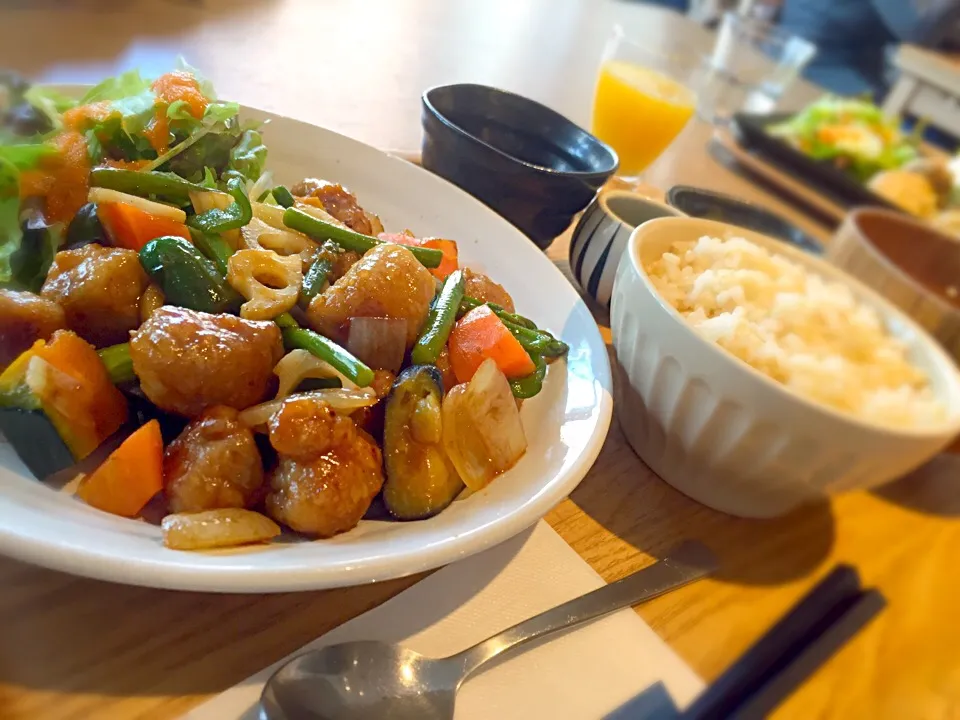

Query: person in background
left=778, top=0, right=960, bottom=99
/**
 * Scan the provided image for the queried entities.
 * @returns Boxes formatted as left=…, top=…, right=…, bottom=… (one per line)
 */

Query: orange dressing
left=19, top=131, right=90, bottom=224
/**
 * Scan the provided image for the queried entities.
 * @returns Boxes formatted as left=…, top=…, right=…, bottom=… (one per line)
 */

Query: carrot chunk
left=77, top=420, right=164, bottom=517
left=448, top=305, right=535, bottom=383
left=98, top=202, right=192, bottom=251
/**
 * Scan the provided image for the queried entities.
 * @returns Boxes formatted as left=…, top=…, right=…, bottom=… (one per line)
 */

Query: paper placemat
left=186, top=521, right=704, bottom=720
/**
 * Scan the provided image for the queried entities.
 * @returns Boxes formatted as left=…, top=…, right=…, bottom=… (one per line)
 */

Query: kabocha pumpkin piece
left=0, top=331, right=129, bottom=478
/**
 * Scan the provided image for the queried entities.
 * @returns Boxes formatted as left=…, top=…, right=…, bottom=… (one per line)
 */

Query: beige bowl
left=829, top=209, right=960, bottom=363
left=610, top=217, right=960, bottom=518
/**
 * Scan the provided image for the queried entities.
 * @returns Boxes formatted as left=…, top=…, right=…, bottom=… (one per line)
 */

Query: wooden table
left=2, top=2, right=959, bottom=719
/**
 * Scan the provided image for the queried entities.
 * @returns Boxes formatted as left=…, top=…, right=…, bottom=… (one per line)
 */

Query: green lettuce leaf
left=0, top=143, right=56, bottom=170
left=0, top=158, right=21, bottom=285
left=10, top=209, right=63, bottom=292
left=176, top=58, right=217, bottom=100
left=221, top=129, right=267, bottom=185
left=80, top=69, right=151, bottom=104
left=23, top=86, right=77, bottom=130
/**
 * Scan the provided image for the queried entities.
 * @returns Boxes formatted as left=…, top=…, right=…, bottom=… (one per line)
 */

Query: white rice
left=645, top=235, right=946, bottom=428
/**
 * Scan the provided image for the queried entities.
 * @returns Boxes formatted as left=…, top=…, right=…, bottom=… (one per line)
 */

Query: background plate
left=0, top=101, right=612, bottom=592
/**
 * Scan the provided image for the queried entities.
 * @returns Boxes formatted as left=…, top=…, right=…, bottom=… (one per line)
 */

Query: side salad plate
left=0, top=72, right=611, bottom=592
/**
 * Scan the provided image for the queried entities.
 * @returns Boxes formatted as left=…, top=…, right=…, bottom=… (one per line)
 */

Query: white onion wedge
left=273, top=349, right=344, bottom=399
left=88, top=187, right=186, bottom=223
left=161, top=509, right=280, bottom=550
left=239, top=388, right=378, bottom=429
left=441, top=358, right=527, bottom=491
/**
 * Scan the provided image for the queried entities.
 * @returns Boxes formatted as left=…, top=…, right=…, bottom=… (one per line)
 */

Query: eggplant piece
left=382, top=365, right=463, bottom=520
left=65, top=203, right=107, bottom=250
left=0, top=406, right=75, bottom=478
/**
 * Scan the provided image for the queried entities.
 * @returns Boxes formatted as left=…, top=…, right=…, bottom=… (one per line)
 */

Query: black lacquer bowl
left=421, top=84, right=618, bottom=249
left=666, top=185, right=824, bottom=255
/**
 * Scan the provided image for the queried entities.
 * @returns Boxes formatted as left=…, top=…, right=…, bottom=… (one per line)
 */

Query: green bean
left=460, top=296, right=536, bottom=329
left=89, top=167, right=204, bottom=203
left=300, top=257, right=333, bottom=309
left=510, top=353, right=546, bottom=399
left=188, top=177, right=252, bottom=235
left=272, top=185, right=296, bottom=208
left=274, top=312, right=299, bottom=329
left=281, top=327, right=374, bottom=387
left=282, top=207, right=443, bottom=269
left=411, top=270, right=465, bottom=365
left=98, top=343, right=135, bottom=385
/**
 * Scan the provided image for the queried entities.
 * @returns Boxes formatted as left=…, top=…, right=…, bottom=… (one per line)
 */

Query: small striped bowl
left=569, top=190, right=683, bottom=308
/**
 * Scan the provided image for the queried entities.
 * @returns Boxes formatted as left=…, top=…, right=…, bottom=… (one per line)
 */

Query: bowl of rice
left=610, top=216, right=960, bottom=518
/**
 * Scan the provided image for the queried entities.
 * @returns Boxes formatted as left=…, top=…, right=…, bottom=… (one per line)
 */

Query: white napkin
left=185, top=522, right=704, bottom=720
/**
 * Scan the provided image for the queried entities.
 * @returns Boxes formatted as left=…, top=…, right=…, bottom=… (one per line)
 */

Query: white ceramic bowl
left=610, top=216, right=960, bottom=518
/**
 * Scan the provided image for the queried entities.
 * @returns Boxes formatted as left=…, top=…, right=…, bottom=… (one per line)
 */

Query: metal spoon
left=260, top=541, right=717, bottom=720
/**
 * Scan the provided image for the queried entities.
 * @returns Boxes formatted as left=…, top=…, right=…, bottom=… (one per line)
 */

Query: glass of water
left=697, top=11, right=816, bottom=124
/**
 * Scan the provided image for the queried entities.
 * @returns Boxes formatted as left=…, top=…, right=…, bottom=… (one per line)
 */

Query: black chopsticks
left=681, top=565, right=885, bottom=720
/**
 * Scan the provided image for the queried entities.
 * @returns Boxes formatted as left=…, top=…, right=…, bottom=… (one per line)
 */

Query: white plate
left=0, top=103, right=612, bottom=592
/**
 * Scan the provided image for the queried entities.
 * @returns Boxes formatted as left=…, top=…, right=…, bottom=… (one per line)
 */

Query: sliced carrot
left=98, top=201, right=192, bottom=251
left=32, top=330, right=128, bottom=459
left=77, top=420, right=164, bottom=517
left=448, top=305, right=535, bottom=384
left=379, top=233, right=459, bottom=280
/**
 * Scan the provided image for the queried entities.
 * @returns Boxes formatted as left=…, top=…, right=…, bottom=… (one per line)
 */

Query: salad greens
left=0, top=65, right=267, bottom=289
left=768, top=96, right=918, bottom=182
left=0, top=158, right=22, bottom=285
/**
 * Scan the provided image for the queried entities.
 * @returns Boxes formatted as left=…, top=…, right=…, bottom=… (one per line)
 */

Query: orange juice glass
left=591, top=28, right=698, bottom=177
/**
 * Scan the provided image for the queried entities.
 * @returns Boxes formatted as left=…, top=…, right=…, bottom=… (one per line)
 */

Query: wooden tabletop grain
left=2, top=2, right=959, bottom=719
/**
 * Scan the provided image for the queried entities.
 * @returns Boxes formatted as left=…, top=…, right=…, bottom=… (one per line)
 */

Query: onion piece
left=248, top=170, right=274, bottom=205
left=161, top=509, right=281, bottom=550
left=251, top=201, right=287, bottom=230
left=273, top=349, right=343, bottom=399
left=88, top=187, right=186, bottom=223
left=292, top=199, right=347, bottom=228
left=239, top=388, right=379, bottom=429
left=442, top=358, right=527, bottom=491
left=347, top=317, right=407, bottom=373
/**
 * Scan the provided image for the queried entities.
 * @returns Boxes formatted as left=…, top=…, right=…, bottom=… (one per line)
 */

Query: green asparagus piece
left=272, top=185, right=296, bottom=208
left=281, top=327, right=374, bottom=387
left=282, top=207, right=443, bottom=269
left=411, top=270, right=465, bottom=365
left=510, top=353, right=546, bottom=399
left=89, top=167, right=204, bottom=203
left=299, top=257, right=333, bottom=309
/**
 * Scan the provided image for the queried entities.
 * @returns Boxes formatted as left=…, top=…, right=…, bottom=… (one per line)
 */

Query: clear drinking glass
left=591, top=26, right=700, bottom=179
left=697, top=11, right=816, bottom=124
